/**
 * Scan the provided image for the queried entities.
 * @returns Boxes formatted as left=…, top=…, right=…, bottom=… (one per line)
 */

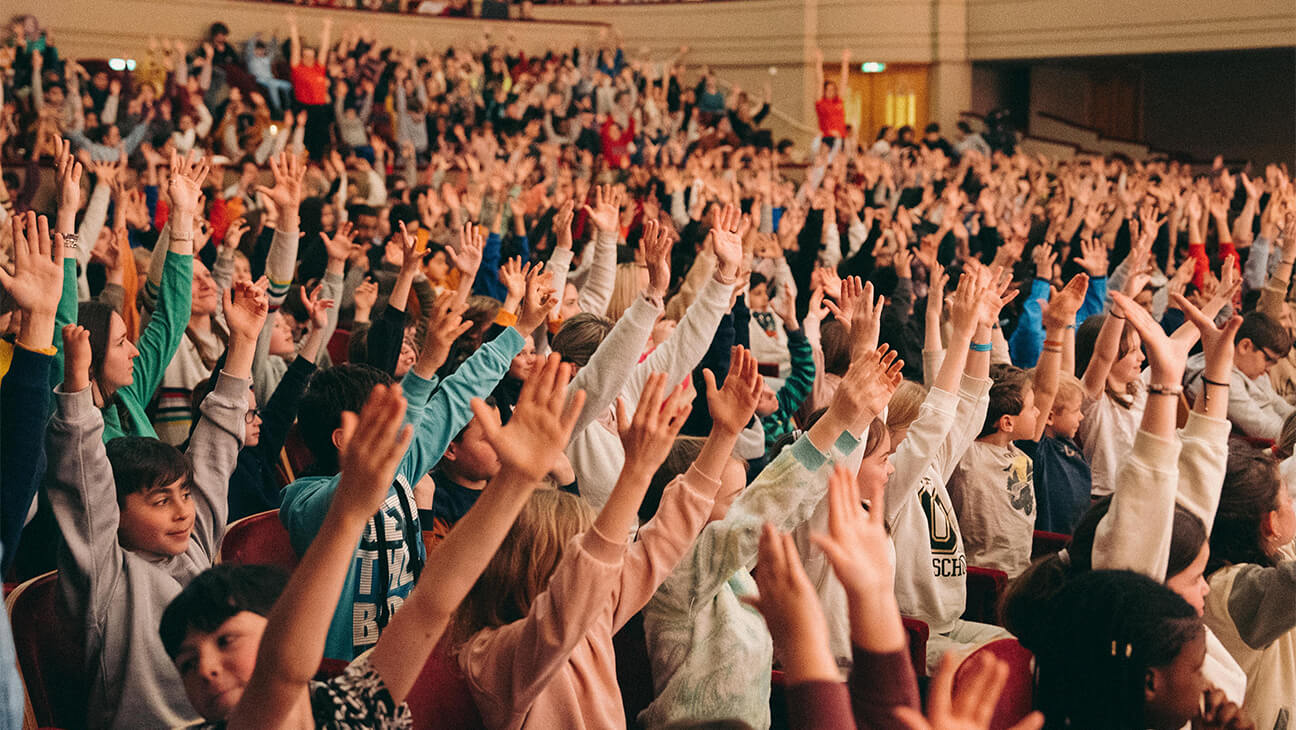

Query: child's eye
left=178, top=659, right=195, bottom=675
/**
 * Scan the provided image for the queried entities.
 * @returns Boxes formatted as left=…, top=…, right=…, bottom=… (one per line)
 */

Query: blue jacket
left=280, top=327, right=524, bottom=660
left=1008, top=276, right=1107, bottom=368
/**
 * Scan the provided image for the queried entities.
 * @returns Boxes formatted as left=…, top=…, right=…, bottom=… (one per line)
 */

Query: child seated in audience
left=278, top=281, right=550, bottom=662
left=755, top=281, right=816, bottom=448
left=949, top=364, right=1041, bottom=578
left=1025, top=372, right=1091, bottom=533
left=450, top=346, right=758, bottom=727
left=1186, top=311, right=1294, bottom=441
left=47, top=281, right=265, bottom=728
left=160, top=354, right=589, bottom=727
left=747, top=272, right=792, bottom=378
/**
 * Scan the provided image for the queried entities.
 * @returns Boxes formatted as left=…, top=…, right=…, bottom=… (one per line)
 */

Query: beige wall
left=9, top=0, right=603, bottom=62
left=966, top=0, right=1296, bottom=60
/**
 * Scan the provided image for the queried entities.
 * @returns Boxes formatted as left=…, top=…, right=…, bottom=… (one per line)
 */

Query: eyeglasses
left=1261, top=349, right=1283, bottom=366
left=244, top=408, right=262, bottom=424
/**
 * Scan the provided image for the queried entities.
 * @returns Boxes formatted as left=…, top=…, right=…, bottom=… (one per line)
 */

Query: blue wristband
left=970, top=342, right=993, bottom=352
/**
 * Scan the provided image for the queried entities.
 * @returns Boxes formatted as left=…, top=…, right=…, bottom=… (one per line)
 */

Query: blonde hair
left=606, top=263, right=644, bottom=322
left=451, top=489, right=595, bottom=646
left=1054, top=373, right=1085, bottom=410
left=886, top=380, right=928, bottom=433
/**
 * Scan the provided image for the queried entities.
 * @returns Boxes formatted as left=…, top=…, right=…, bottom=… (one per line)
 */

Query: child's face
left=244, top=389, right=262, bottom=448
left=1008, top=387, right=1039, bottom=439
left=1144, top=631, right=1208, bottom=730
left=747, top=282, right=769, bottom=311
left=424, top=249, right=450, bottom=283
left=445, top=409, right=502, bottom=482
left=560, top=283, right=581, bottom=321
left=174, top=610, right=267, bottom=721
left=1235, top=338, right=1281, bottom=380
left=1048, top=393, right=1084, bottom=439
left=508, top=340, right=538, bottom=381
left=1165, top=542, right=1210, bottom=616
left=855, top=429, right=895, bottom=492
left=118, top=476, right=195, bottom=556
left=269, top=312, right=296, bottom=358
left=1109, top=335, right=1145, bottom=386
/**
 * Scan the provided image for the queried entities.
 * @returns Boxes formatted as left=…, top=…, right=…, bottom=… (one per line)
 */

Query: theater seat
left=901, top=616, right=930, bottom=677
left=6, top=571, right=86, bottom=730
left=962, top=566, right=1009, bottom=626
left=1030, top=530, right=1070, bottom=561
left=281, top=424, right=314, bottom=483
left=218, top=510, right=299, bottom=573
left=953, top=639, right=1035, bottom=730
left=404, top=638, right=485, bottom=729
left=327, top=329, right=351, bottom=365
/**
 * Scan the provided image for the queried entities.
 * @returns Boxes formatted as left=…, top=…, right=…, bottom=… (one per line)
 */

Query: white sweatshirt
left=888, top=375, right=991, bottom=635
left=567, top=276, right=734, bottom=509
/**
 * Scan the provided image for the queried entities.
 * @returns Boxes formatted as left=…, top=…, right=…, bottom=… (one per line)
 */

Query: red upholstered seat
left=404, top=638, right=485, bottom=729
left=218, top=509, right=299, bottom=573
left=962, top=565, right=1009, bottom=626
left=953, top=638, right=1035, bottom=730
left=6, top=571, right=86, bottom=730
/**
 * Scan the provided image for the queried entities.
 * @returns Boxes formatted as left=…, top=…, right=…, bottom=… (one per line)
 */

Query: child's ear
left=997, top=414, right=1015, bottom=434
left=1144, top=667, right=1159, bottom=702
left=1261, top=507, right=1281, bottom=542
left=331, top=426, right=345, bottom=453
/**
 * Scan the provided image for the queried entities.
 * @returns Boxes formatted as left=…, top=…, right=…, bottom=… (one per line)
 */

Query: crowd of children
left=0, top=12, right=1294, bottom=730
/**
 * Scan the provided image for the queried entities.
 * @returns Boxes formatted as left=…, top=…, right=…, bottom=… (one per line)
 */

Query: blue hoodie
left=280, top=327, right=524, bottom=660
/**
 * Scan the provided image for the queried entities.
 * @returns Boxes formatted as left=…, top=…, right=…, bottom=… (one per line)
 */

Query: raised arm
left=1031, top=274, right=1089, bottom=441
left=287, top=13, right=302, bottom=67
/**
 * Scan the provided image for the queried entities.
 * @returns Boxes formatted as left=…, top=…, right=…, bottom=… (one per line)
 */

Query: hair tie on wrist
left=1041, top=346, right=1062, bottom=354
left=1043, top=339, right=1063, bottom=348
left=1147, top=383, right=1183, bottom=397
left=1202, top=376, right=1230, bottom=388
left=1109, top=310, right=1126, bottom=320
left=970, top=342, right=992, bottom=352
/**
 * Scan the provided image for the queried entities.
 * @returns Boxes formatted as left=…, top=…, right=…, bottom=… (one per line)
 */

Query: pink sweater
left=458, top=467, right=720, bottom=729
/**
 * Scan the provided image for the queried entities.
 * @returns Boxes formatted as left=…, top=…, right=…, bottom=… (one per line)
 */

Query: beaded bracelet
left=1147, top=383, right=1183, bottom=397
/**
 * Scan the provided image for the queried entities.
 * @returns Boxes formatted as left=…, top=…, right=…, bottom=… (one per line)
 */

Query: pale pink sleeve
left=459, top=527, right=626, bottom=722
left=610, top=466, right=720, bottom=630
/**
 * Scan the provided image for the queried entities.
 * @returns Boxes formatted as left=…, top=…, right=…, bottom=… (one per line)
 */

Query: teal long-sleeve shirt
left=100, top=252, right=193, bottom=442
left=279, top=326, right=525, bottom=661
left=761, top=328, right=815, bottom=448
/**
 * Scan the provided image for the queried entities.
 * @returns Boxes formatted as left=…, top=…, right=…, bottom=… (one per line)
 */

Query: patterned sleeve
left=310, top=655, right=412, bottom=729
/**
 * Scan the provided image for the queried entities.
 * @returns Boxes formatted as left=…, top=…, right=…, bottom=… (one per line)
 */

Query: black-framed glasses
left=244, top=408, right=262, bottom=424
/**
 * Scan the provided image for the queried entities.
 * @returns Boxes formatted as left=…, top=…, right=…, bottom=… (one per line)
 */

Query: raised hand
left=1074, top=236, right=1108, bottom=278
left=320, top=221, right=356, bottom=264
left=847, top=280, right=884, bottom=360
left=498, top=256, right=530, bottom=305
left=823, top=275, right=864, bottom=331
left=395, top=221, right=422, bottom=276
left=54, top=136, right=83, bottom=223
left=1172, top=292, right=1241, bottom=385
left=299, top=284, right=336, bottom=331
left=978, top=265, right=1017, bottom=330
left=775, top=282, right=799, bottom=331
left=641, top=218, right=673, bottom=299
left=352, top=279, right=379, bottom=320
left=62, top=324, right=93, bottom=393
left=1040, top=273, right=1089, bottom=331
left=583, top=184, right=623, bottom=234
left=168, top=149, right=210, bottom=215
left=895, top=652, right=1043, bottom=730
left=553, top=199, right=575, bottom=250
left=223, top=280, right=270, bottom=344
left=472, top=352, right=586, bottom=482
left=830, top=346, right=904, bottom=427
left=1032, top=243, right=1057, bottom=281
left=447, top=221, right=484, bottom=278
left=1, top=212, right=64, bottom=350
left=415, top=291, right=472, bottom=377
left=812, top=464, right=891, bottom=598
left=1111, top=290, right=1187, bottom=385
left=744, top=524, right=836, bottom=682
left=704, top=346, right=762, bottom=435
left=616, top=373, right=693, bottom=477
left=334, top=385, right=414, bottom=519
left=710, top=202, right=745, bottom=279
left=517, top=264, right=557, bottom=335
left=255, top=151, right=307, bottom=230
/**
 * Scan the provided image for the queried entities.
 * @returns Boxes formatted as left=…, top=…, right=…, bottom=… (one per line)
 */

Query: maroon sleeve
left=784, top=681, right=854, bottom=730
left=849, top=647, right=921, bottom=730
